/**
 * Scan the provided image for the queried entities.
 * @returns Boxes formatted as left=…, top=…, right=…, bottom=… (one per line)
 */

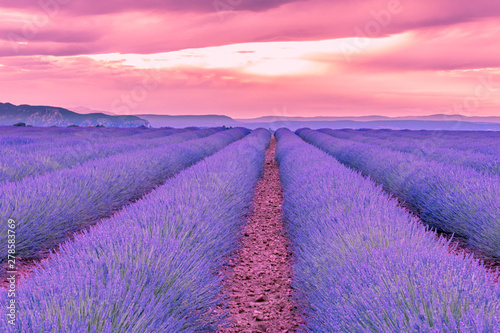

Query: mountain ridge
left=0, top=103, right=149, bottom=127
left=234, top=114, right=500, bottom=124
left=1, top=102, right=499, bottom=130
left=137, top=113, right=500, bottom=130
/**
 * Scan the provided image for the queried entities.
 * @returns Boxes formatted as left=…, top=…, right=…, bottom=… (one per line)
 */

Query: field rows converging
left=1, top=126, right=500, bottom=332
left=0, top=126, right=170, bottom=149
left=0, top=129, right=271, bottom=332
left=318, top=128, right=500, bottom=176
left=319, top=129, right=500, bottom=157
left=0, top=128, right=248, bottom=263
left=0, top=127, right=221, bottom=183
left=276, top=128, right=500, bottom=331
left=297, top=128, right=500, bottom=261
left=0, top=127, right=188, bottom=158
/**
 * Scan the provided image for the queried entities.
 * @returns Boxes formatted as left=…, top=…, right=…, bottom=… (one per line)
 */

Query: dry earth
left=216, top=137, right=303, bottom=333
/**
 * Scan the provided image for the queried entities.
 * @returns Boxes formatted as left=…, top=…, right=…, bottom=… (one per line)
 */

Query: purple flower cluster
left=317, top=129, right=500, bottom=156
left=0, top=128, right=249, bottom=261
left=297, top=128, right=500, bottom=260
left=318, top=128, right=500, bottom=176
left=275, top=128, right=500, bottom=332
left=0, top=126, right=155, bottom=142
left=0, top=127, right=222, bottom=183
left=0, top=128, right=270, bottom=332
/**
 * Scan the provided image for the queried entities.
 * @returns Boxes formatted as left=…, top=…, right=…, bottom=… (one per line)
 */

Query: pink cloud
left=0, top=0, right=301, bottom=15
left=350, top=19, right=500, bottom=71
left=0, top=0, right=499, bottom=118
left=1, top=0, right=500, bottom=57
left=1, top=48, right=498, bottom=118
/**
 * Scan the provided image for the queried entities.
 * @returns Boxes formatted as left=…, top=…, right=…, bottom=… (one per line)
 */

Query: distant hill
left=236, top=115, right=390, bottom=123
left=68, top=106, right=117, bottom=116
left=138, top=114, right=237, bottom=128
left=234, top=119, right=500, bottom=131
left=2, top=102, right=499, bottom=130
left=138, top=114, right=500, bottom=130
left=0, top=103, right=149, bottom=127
left=396, top=114, right=500, bottom=123
left=236, top=115, right=500, bottom=124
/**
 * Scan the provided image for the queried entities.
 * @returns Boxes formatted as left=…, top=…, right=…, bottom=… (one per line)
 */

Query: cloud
left=0, top=0, right=302, bottom=14
left=1, top=0, right=499, bottom=117
left=350, top=19, right=500, bottom=71
left=1, top=33, right=499, bottom=118
left=1, top=0, right=500, bottom=57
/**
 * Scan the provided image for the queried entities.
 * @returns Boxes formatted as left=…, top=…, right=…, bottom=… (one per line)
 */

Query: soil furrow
left=217, top=137, right=302, bottom=333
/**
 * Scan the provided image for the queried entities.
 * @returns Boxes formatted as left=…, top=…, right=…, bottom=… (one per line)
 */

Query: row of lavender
left=326, top=129, right=500, bottom=156
left=0, top=126, right=160, bottom=149
left=297, top=128, right=500, bottom=261
left=276, top=129, right=500, bottom=331
left=0, top=127, right=221, bottom=183
left=319, top=128, right=500, bottom=176
left=0, top=126, right=176, bottom=140
left=0, top=129, right=270, bottom=331
left=0, top=127, right=186, bottom=153
left=0, top=128, right=248, bottom=261
left=0, top=127, right=199, bottom=150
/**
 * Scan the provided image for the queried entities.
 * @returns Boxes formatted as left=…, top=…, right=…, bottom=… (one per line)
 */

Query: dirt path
left=216, top=137, right=302, bottom=333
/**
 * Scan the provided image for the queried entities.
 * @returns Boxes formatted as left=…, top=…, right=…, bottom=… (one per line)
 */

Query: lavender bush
left=0, top=128, right=270, bottom=332
left=297, top=128, right=500, bottom=260
left=276, top=128, right=500, bottom=332
left=347, top=129, right=499, bottom=156
left=0, top=128, right=248, bottom=261
left=318, top=128, right=500, bottom=176
left=0, top=126, right=149, bottom=141
left=0, top=128, right=220, bottom=183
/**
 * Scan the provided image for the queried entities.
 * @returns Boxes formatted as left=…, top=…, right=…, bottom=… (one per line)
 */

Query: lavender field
left=1, top=126, right=499, bottom=332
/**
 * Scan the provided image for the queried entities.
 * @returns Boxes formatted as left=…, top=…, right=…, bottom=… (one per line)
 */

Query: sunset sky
left=0, top=0, right=499, bottom=118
